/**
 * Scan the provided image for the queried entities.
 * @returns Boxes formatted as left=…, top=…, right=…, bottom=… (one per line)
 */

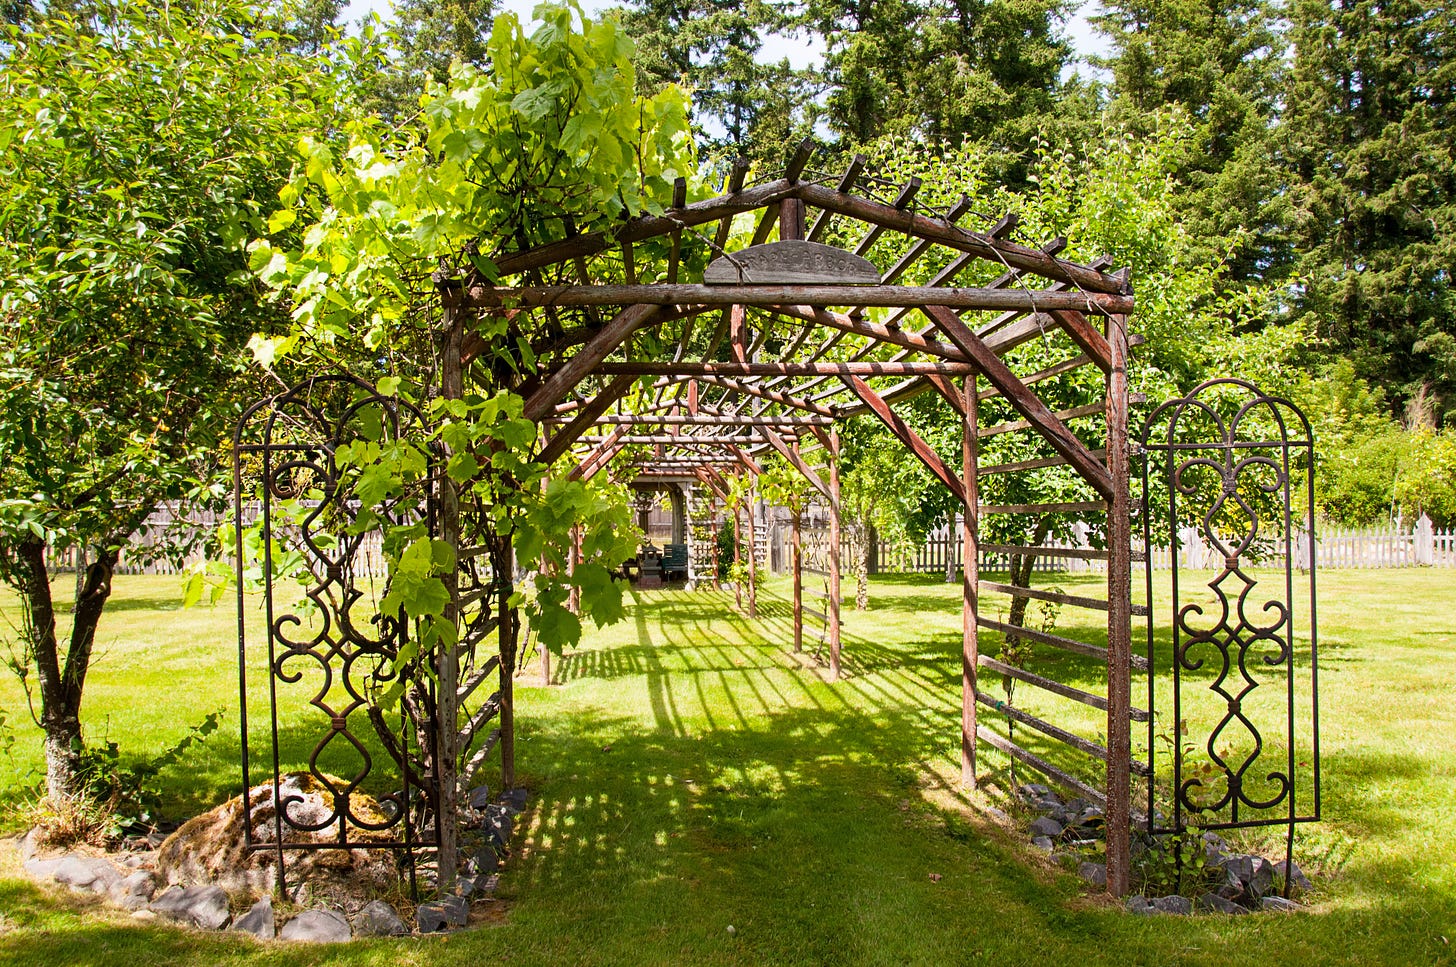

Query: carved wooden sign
left=702, top=240, right=881, bottom=285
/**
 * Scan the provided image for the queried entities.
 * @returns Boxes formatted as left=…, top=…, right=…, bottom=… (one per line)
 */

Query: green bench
left=660, top=543, right=689, bottom=581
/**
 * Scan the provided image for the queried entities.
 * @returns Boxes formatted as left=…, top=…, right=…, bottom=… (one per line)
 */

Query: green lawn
left=0, top=568, right=1453, bottom=966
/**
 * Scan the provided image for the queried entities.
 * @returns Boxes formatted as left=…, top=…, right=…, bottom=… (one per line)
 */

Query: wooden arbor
left=444, top=142, right=1140, bottom=893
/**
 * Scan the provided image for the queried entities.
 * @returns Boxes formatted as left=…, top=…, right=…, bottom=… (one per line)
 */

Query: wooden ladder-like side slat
left=977, top=615, right=1151, bottom=672
left=980, top=580, right=1151, bottom=618
left=978, top=655, right=1151, bottom=722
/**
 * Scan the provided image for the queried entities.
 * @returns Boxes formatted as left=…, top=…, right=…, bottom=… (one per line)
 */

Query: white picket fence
left=870, top=514, right=1454, bottom=573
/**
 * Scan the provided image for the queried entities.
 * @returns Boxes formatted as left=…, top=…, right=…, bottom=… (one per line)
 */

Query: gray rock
left=232, top=896, right=275, bottom=939
left=501, top=788, right=528, bottom=812
left=1260, top=895, right=1301, bottom=913
left=984, top=807, right=1010, bottom=823
left=151, top=884, right=232, bottom=930
left=280, top=908, right=351, bottom=943
left=1201, top=831, right=1228, bottom=861
left=1029, top=817, right=1064, bottom=839
left=54, top=854, right=121, bottom=893
left=1275, top=859, right=1312, bottom=897
left=1077, top=861, right=1107, bottom=887
left=467, top=846, right=499, bottom=875
left=1017, top=783, right=1051, bottom=800
left=483, top=807, right=514, bottom=847
left=467, top=785, right=492, bottom=810
left=1030, top=836, right=1055, bottom=852
left=1221, top=853, right=1275, bottom=898
left=22, top=856, right=62, bottom=879
left=416, top=895, right=469, bottom=933
left=19, top=828, right=41, bottom=861
left=109, top=871, right=157, bottom=910
left=354, top=899, right=408, bottom=937
left=1125, top=895, right=1156, bottom=915
left=1196, top=892, right=1247, bottom=915
left=1151, top=895, right=1193, bottom=915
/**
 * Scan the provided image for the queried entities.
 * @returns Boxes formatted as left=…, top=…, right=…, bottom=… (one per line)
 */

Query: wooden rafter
left=840, top=375, right=967, bottom=507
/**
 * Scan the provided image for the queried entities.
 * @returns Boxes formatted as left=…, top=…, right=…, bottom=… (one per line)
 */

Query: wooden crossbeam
left=569, top=426, right=625, bottom=480
left=463, top=284, right=1135, bottom=313
left=537, top=374, right=637, bottom=465
left=794, top=183, right=1124, bottom=294
left=597, top=361, right=977, bottom=377
left=560, top=414, right=833, bottom=427
left=840, top=375, right=967, bottom=507
left=806, top=154, right=865, bottom=242
left=763, top=304, right=969, bottom=361
left=691, top=375, right=835, bottom=417
left=920, top=305, right=1115, bottom=500
left=727, top=444, right=763, bottom=475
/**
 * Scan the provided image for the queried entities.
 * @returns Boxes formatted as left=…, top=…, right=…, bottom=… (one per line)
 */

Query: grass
left=0, top=567, right=1454, bottom=965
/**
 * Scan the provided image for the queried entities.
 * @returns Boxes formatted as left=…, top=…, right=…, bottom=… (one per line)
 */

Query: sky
left=341, top=0, right=1113, bottom=69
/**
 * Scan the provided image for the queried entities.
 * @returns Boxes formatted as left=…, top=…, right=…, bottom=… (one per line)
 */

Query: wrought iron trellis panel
left=233, top=375, right=441, bottom=895
left=1139, top=379, right=1321, bottom=885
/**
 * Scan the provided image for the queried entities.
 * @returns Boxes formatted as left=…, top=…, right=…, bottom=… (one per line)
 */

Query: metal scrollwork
left=1140, top=379, right=1321, bottom=880
left=233, top=375, right=441, bottom=896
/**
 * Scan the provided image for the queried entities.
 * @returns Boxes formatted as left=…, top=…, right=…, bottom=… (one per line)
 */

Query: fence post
left=1416, top=513, right=1435, bottom=566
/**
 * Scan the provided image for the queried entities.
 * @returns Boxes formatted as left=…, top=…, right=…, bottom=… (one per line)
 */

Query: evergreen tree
left=1093, top=0, right=1289, bottom=283
left=1284, top=0, right=1456, bottom=416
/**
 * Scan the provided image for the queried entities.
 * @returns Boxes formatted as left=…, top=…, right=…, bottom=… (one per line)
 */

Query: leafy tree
left=361, top=0, right=498, bottom=120
left=1284, top=0, right=1456, bottom=417
left=249, top=3, right=694, bottom=683
left=0, top=0, right=335, bottom=804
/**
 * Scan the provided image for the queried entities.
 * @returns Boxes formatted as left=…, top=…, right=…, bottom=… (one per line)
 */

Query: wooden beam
left=806, top=154, right=865, bottom=242
left=597, top=361, right=978, bottom=377
left=568, top=426, right=625, bottom=480
left=730, top=303, right=748, bottom=362
left=691, top=375, right=835, bottom=417
left=920, top=305, right=1115, bottom=501
left=1047, top=308, right=1113, bottom=372
left=490, top=178, right=799, bottom=278
left=763, top=304, right=969, bottom=361
left=462, top=284, right=1134, bottom=314
left=522, top=304, right=661, bottom=422
left=562, top=414, right=833, bottom=427
left=727, top=444, right=763, bottom=475
left=794, top=182, right=1125, bottom=294
left=537, top=374, right=637, bottom=465
left=840, top=375, right=966, bottom=507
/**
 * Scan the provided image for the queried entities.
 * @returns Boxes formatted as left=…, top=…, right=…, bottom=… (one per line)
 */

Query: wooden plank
left=795, top=182, right=1126, bottom=294
left=801, top=605, right=829, bottom=622
left=536, top=374, right=638, bottom=465
left=978, top=449, right=1107, bottom=476
left=978, top=655, right=1120, bottom=715
left=981, top=543, right=1111, bottom=561
left=981, top=580, right=1150, bottom=617
left=921, top=305, right=1116, bottom=500
left=598, top=361, right=978, bottom=377
left=522, top=304, right=661, bottom=421
left=979, top=402, right=1107, bottom=438
left=464, top=283, right=1135, bottom=313
left=977, top=616, right=1151, bottom=672
left=974, top=692, right=1122, bottom=765
left=840, top=374, right=967, bottom=507
left=976, top=725, right=1110, bottom=805
left=981, top=500, right=1106, bottom=515
left=828, top=427, right=842, bottom=678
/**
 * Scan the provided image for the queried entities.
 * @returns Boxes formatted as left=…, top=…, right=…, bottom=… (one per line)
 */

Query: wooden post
left=733, top=504, right=743, bottom=612
left=568, top=524, right=581, bottom=615
left=1104, top=309, right=1133, bottom=895
left=961, top=375, right=979, bottom=790
left=497, top=539, right=517, bottom=791
left=792, top=508, right=803, bottom=652
left=828, top=428, right=843, bottom=679
left=435, top=291, right=464, bottom=892
left=746, top=480, right=758, bottom=619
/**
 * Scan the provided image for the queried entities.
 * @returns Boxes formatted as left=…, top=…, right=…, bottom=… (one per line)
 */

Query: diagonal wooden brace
left=840, top=374, right=968, bottom=508
left=537, top=374, right=638, bottom=465
left=568, top=426, right=625, bottom=481
left=921, top=305, right=1115, bottom=501
left=522, top=304, right=661, bottom=422
left=756, top=427, right=831, bottom=500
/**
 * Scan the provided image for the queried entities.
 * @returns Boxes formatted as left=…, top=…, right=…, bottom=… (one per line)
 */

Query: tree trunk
left=18, top=536, right=117, bottom=804
left=944, top=513, right=958, bottom=583
left=856, top=517, right=872, bottom=610
left=1005, top=517, right=1054, bottom=646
